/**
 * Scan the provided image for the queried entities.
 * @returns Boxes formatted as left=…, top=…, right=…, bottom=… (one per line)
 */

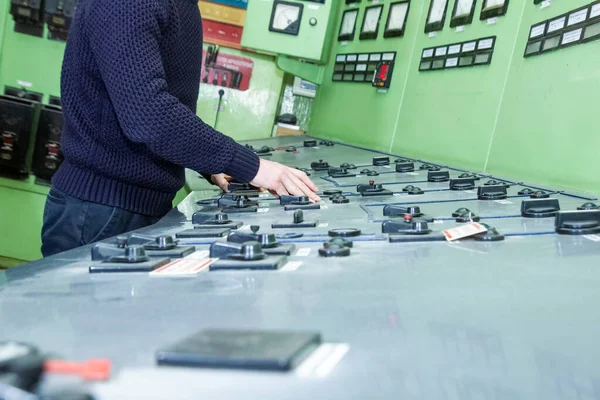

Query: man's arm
left=86, top=0, right=259, bottom=183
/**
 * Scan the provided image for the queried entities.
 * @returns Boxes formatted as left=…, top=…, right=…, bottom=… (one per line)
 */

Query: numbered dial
left=270, top=1, right=303, bottom=35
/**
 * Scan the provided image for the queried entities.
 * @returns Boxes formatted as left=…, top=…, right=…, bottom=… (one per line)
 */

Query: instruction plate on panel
left=448, top=44, right=461, bottom=54
left=530, top=24, right=545, bottom=39
left=548, top=17, right=566, bottom=33
left=435, top=47, right=447, bottom=56
left=462, top=41, right=476, bottom=52
left=568, top=9, right=588, bottom=26
left=591, top=4, right=600, bottom=19
left=562, top=28, right=583, bottom=45
left=478, top=38, right=494, bottom=49
left=422, top=49, right=434, bottom=58
left=445, top=58, right=458, bottom=67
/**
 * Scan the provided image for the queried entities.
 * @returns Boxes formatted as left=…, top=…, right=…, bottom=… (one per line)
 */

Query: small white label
left=478, top=38, right=494, bottom=50
left=583, top=234, right=600, bottom=242
left=456, top=25, right=464, bottom=32
left=464, top=190, right=475, bottom=194
left=382, top=165, right=391, bottom=169
left=358, top=54, right=369, bottom=61
left=494, top=200, right=513, bottom=205
left=281, top=261, right=303, bottom=272
left=258, top=202, right=269, bottom=207
left=562, top=28, right=583, bottom=44
left=308, top=4, right=319, bottom=9
left=184, top=250, right=210, bottom=259
left=530, top=24, right=546, bottom=39
left=321, top=205, right=328, bottom=209
left=346, top=54, right=357, bottom=62
left=422, top=49, right=434, bottom=58
left=591, top=4, right=600, bottom=19
left=336, top=55, right=346, bottom=62
left=393, top=193, right=402, bottom=197
left=448, top=44, right=461, bottom=54
left=370, top=53, right=382, bottom=61
left=377, top=89, right=388, bottom=94
left=540, top=0, right=551, bottom=9
left=17, top=80, right=33, bottom=88
left=150, top=258, right=216, bottom=276
left=443, top=222, right=487, bottom=241
left=548, top=16, right=566, bottom=33
left=372, top=0, right=380, bottom=3
left=296, top=248, right=311, bottom=257
left=257, top=208, right=269, bottom=213
left=433, top=220, right=444, bottom=224
left=356, top=64, right=367, bottom=72
left=406, top=172, right=419, bottom=176
left=487, top=17, right=497, bottom=25
left=429, top=32, right=437, bottom=38
left=382, top=52, right=395, bottom=61
left=340, top=41, right=348, bottom=46
left=435, top=47, right=447, bottom=56
left=318, top=223, right=329, bottom=227
left=238, top=225, right=251, bottom=231
left=462, top=41, right=476, bottom=52
left=445, top=57, right=458, bottom=67
left=568, top=9, right=588, bottom=26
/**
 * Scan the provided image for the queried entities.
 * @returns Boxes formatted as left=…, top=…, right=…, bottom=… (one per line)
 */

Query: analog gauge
left=384, top=1, right=410, bottom=37
left=360, top=5, right=383, bottom=39
left=454, top=0, right=474, bottom=17
left=480, top=0, right=508, bottom=19
left=425, top=0, right=448, bottom=32
left=483, top=0, right=505, bottom=10
left=428, top=0, right=448, bottom=24
left=451, top=0, right=475, bottom=26
left=338, top=9, right=358, bottom=41
left=269, top=1, right=303, bottom=35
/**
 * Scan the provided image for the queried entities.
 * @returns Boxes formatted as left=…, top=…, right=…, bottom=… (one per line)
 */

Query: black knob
left=293, top=210, right=304, bottom=224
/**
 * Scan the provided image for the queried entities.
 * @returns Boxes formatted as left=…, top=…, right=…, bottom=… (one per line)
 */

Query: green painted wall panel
left=391, top=0, right=526, bottom=171
left=0, top=19, right=64, bottom=98
left=310, top=0, right=600, bottom=195
left=487, top=0, right=600, bottom=194
left=309, top=0, right=426, bottom=152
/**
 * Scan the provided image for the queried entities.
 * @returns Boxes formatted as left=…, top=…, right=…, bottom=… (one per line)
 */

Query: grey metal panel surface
left=1, top=136, right=599, bottom=399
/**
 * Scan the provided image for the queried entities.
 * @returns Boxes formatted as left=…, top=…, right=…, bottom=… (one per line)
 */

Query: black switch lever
left=209, top=241, right=266, bottom=261
left=555, top=210, right=600, bottom=235
left=91, top=244, right=149, bottom=263
left=228, top=231, right=279, bottom=248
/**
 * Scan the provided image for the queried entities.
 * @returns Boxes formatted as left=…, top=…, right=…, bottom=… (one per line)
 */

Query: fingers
left=290, top=168, right=319, bottom=193
left=213, top=175, right=229, bottom=192
left=283, top=174, right=321, bottom=202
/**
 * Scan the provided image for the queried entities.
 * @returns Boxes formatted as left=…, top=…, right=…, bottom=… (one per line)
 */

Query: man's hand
left=250, top=159, right=321, bottom=202
left=211, top=174, right=232, bottom=192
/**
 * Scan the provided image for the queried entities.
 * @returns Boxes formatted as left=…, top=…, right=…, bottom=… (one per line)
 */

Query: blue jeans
left=41, top=187, right=162, bottom=257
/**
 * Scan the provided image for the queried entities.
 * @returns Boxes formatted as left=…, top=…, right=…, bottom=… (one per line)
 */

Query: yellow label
left=198, top=1, right=246, bottom=27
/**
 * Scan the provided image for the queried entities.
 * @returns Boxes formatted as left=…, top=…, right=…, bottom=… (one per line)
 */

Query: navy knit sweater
left=53, top=0, right=260, bottom=216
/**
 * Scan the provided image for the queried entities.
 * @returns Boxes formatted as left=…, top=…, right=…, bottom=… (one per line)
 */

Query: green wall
left=310, top=0, right=600, bottom=195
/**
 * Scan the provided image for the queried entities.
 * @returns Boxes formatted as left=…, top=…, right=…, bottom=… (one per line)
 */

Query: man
left=41, top=0, right=320, bottom=257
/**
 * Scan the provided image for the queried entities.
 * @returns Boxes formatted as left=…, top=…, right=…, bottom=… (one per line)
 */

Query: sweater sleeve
left=86, top=0, right=259, bottom=183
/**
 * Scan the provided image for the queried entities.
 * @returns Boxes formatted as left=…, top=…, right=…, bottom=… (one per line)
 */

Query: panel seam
left=482, top=0, right=528, bottom=172
left=387, top=0, right=427, bottom=153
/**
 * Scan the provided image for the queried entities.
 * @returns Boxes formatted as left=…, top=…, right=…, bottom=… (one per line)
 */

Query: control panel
left=242, top=0, right=339, bottom=62
left=10, top=0, right=44, bottom=37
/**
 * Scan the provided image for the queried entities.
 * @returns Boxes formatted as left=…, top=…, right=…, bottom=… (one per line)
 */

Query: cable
left=214, top=89, right=225, bottom=129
